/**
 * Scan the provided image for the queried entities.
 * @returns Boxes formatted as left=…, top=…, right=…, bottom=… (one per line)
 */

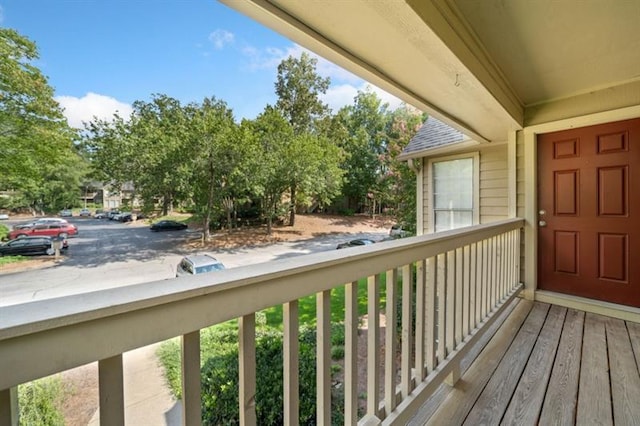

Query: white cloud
left=209, top=29, right=234, bottom=50
left=240, top=43, right=361, bottom=85
left=322, top=84, right=360, bottom=112
left=55, top=92, right=133, bottom=129
left=322, top=83, right=405, bottom=113
left=237, top=41, right=404, bottom=112
left=285, top=44, right=362, bottom=84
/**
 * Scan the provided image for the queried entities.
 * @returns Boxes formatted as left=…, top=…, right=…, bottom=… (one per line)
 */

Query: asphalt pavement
left=0, top=217, right=386, bottom=306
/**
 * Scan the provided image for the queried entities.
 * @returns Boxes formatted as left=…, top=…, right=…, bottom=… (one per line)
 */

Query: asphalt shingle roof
left=401, top=117, right=466, bottom=158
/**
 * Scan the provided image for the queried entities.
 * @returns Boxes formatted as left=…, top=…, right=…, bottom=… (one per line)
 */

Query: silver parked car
left=176, top=254, right=226, bottom=277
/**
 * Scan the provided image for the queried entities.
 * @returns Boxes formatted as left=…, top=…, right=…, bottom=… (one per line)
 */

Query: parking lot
left=0, top=217, right=386, bottom=306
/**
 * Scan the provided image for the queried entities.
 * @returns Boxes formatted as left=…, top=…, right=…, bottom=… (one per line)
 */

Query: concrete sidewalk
left=88, top=343, right=182, bottom=426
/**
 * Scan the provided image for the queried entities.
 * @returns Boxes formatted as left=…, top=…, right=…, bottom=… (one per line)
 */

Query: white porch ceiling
left=220, top=0, right=640, bottom=142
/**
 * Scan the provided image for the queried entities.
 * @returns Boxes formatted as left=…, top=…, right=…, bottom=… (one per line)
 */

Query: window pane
left=433, top=158, right=473, bottom=209
left=434, top=210, right=473, bottom=232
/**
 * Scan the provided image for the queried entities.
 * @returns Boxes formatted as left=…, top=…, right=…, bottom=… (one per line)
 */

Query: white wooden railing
left=0, top=218, right=523, bottom=425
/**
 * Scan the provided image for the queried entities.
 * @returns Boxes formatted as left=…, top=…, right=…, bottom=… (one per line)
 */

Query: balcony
left=3, top=217, right=636, bottom=425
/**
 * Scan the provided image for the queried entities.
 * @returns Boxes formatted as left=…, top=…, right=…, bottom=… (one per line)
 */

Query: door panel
left=538, top=118, right=640, bottom=307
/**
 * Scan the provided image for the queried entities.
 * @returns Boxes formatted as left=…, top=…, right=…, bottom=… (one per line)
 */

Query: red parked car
left=8, top=222, right=78, bottom=240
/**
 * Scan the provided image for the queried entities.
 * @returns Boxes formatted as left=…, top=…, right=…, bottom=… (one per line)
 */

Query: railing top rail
left=1, top=218, right=523, bottom=341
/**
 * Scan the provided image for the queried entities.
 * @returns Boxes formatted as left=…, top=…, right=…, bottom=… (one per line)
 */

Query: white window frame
left=427, top=152, right=480, bottom=233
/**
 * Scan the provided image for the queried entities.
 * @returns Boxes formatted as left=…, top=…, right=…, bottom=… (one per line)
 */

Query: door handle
left=539, top=220, right=547, bottom=227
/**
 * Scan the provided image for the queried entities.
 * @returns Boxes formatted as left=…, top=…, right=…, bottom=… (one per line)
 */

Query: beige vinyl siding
left=479, top=145, right=509, bottom=224
left=420, top=144, right=509, bottom=234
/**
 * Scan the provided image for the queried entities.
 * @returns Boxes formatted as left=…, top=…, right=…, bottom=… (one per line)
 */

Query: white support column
left=401, top=264, right=413, bottom=398
left=99, top=354, right=124, bottom=426
left=437, top=254, right=447, bottom=363
left=446, top=250, right=456, bottom=355
left=414, top=259, right=426, bottom=381
left=284, top=301, right=299, bottom=426
left=470, top=243, right=478, bottom=330
left=462, top=245, right=471, bottom=337
left=366, top=274, right=381, bottom=418
left=425, top=257, right=437, bottom=373
left=0, top=387, right=18, bottom=426
left=182, top=331, right=202, bottom=426
left=316, top=290, right=331, bottom=426
left=455, top=247, right=464, bottom=346
left=385, top=268, right=398, bottom=414
left=482, top=239, right=489, bottom=317
left=508, top=130, right=517, bottom=218
left=239, top=314, right=256, bottom=426
left=344, top=282, right=359, bottom=425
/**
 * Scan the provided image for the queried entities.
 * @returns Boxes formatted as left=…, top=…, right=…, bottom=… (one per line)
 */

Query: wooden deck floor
left=409, top=299, right=640, bottom=425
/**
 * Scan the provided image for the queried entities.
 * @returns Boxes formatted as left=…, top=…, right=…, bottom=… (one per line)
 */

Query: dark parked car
left=336, top=238, right=376, bottom=249
left=118, top=212, right=134, bottom=222
left=150, top=220, right=188, bottom=232
left=0, top=236, right=68, bottom=256
left=176, top=254, right=225, bottom=277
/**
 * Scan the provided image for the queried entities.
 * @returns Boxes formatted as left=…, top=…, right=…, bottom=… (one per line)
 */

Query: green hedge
left=159, top=324, right=345, bottom=425
left=18, top=377, right=66, bottom=426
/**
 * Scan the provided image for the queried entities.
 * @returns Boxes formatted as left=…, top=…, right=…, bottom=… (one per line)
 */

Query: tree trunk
left=204, top=163, right=216, bottom=241
left=162, top=197, right=169, bottom=216
left=289, top=183, right=296, bottom=226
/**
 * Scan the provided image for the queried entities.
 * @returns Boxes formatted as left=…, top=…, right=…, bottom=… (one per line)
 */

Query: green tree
left=275, top=53, right=333, bottom=225
left=382, top=106, right=426, bottom=232
left=284, top=132, right=343, bottom=218
left=130, top=95, right=191, bottom=215
left=82, top=113, right=133, bottom=189
left=275, top=52, right=330, bottom=135
left=334, top=89, right=390, bottom=213
left=186, top=97, right=242, bottom=239
left=251, top=106, right=293, bottom=234
left=0, top=28, right=80, bottom=212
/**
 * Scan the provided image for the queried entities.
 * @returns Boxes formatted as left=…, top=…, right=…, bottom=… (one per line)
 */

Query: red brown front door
left=537, top=118, right=640, bottom=307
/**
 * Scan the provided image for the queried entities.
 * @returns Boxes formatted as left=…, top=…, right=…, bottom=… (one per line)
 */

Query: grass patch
left=261, top=274, right=388, bottom=326
left=0, top=255, right=28, bottom=266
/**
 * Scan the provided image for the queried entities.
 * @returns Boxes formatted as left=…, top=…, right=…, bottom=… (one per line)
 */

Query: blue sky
left=0, top=0, right=402, bottom=128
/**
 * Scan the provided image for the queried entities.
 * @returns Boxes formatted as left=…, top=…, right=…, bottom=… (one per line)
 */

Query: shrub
left=201, top=326, right=324, bottom=425
left=18, top=376, right=66, bottom=426
left=160, top=324, right=345, bottom=425
left=0, top=224, right=8, bottom=241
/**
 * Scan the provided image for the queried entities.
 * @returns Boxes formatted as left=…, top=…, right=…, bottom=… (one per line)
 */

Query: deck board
left=420, top=299, right=533, bottom=426
left=462, top=302, right=550, bottom=425
left=408, top=297, right=526, bottom=426
left=628, top=321, right=640, bottom=370
left=538, top=309, right=584, bottom=426
left=577, top=313, right=612, bottom=425
left=606, top=317, right=640, bottom=425
left=411, top=302, right=640, bottom=426
left=501, top=304, right=566, bottom=425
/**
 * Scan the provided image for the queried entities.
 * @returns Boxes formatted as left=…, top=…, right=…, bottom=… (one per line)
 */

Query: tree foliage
left=5, top=34, right=419, bottom=230
left=0, top=28, right=85, bottom=213
left=185, top=97, right=241, bottom=239
left=275, top=52, right=330, bottom=135
left=274, top=52, right=340, bottom=225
